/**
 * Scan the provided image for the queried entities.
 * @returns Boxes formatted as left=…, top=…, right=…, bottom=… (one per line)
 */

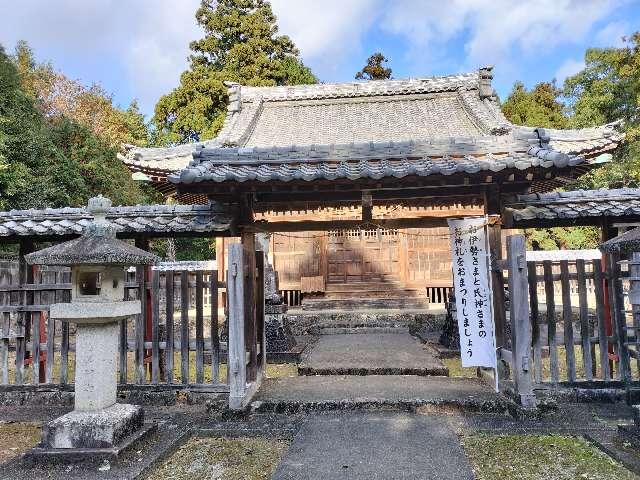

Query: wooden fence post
left=613, top=252, right=632, bottom=382
left=506, top=235, right=536, bottom=408
left=228, top=244, right=247, bottom=409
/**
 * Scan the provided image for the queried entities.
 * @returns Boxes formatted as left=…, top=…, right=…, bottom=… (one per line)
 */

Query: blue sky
left=1, top=0, right=639, bottom=119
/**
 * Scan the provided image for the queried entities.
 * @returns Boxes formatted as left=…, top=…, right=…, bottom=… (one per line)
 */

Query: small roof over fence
left=503, top=188, right=640, bottom=228
left=601, top=226, right=640, bottom=254
left=0, top=203, right=234, bottom=243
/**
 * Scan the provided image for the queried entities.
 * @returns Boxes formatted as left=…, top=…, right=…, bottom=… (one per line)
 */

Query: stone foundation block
left=42, top=403, right=143, bottom=449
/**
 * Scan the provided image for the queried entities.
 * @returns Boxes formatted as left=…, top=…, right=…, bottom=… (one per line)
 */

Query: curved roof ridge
left=238, top=71, right=480, bottom=102
left=536, top=121, right=624, bottom=141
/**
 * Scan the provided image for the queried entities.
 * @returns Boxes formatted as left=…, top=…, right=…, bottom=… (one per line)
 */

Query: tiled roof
left=170, top=136, right=584, bottom=185
left=505, top=188, right=640, bottom=225
left=118, top=141, right=218, bottom=174
left=514, top=122, right=624, bottom=156
left=237, top=72, right=480, bottom=101
left=0, top=204, right=233, bottom=239
left=241, top=95, right=485, bottom=147
left=222, top=69, right=511, bottom=149
left=119, top=67, right=623, bottom=188
left=601, top=227, right=640, bottom=253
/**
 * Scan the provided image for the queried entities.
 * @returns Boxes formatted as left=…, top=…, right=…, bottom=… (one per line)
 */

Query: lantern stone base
left=26, top=404, right=156, bottom=462
left=42, top=403, right=144, bottom=449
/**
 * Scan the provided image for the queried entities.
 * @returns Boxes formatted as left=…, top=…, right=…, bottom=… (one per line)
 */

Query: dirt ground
left=0, top=422, right=41, bottom=464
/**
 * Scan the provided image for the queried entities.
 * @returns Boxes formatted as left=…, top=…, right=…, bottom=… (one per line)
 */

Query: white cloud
left=377, top=0, right=621, bottom=68
left=270, top=0, right=379, bottom=75
left=554, top=58, right=585, bottom=83
left=595, top=20, right=630, bottom=47
left=0, top=0, right=624, bottom=115
left=0, top=0, right=200, bottom=115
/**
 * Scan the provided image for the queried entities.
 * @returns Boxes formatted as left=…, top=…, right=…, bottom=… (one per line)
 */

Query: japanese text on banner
left=448, top=217, right=496, bottom=368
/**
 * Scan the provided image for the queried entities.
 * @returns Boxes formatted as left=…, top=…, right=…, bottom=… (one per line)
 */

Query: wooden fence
left=0, top=263, right=230, bottom=390
left=499, top=235, right=635, bottom=406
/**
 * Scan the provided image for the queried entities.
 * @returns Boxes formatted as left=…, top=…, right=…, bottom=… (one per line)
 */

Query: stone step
left=301, top=297, right=431, bottom=311
left=325, top=281, right=409, bottom=292
left=298, top=364, right=448, bottom=376
left=313, top=326, right=410, bottom=335
left=297, top=332, right=448, bottom=377
left=323, top=282, right=427, bottom=300
left=285, top=309, right=446, bottom=336
left=322, top=290, right=427, bottom=300
left=252, top=376, right=508, bottom=414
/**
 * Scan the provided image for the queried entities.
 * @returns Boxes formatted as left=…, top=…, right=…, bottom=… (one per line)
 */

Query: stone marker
left=25, top=196, right=158, bottom=458
left=256, top=233, right=297, bottom=353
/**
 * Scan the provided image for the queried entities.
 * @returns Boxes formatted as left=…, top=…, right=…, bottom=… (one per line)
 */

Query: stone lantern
left=25, top=196, right=158, bottom=457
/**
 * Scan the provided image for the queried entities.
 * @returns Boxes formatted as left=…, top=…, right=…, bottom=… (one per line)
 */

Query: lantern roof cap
left=25, top=196, right=159, bottom=266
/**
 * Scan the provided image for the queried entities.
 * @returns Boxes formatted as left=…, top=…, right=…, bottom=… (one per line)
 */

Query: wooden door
left=328, top=229, right=400, bottom=283
left=405, top=227, right=452, bottom=288
left=271, top=234, right=321, bottom=289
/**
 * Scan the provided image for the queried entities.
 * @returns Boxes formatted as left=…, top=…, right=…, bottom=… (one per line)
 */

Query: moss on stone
left=147, top=437, right=289, bottom=480
left=265, top=363, right=298, bottom=378
left=441, top=357, right=477, bottom=378
left=463, top=433, right=638, bottom=480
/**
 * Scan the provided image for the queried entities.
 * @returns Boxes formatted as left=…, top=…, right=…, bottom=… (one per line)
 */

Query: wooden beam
left=255, top=185, right=491, bottom=204
left=179, top=174, right=535, bottom=198
left=242, top=216, right=462, bottom=233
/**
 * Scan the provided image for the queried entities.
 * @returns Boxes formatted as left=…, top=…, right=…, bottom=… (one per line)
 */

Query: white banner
left=448, top=217, right=496, bottom=368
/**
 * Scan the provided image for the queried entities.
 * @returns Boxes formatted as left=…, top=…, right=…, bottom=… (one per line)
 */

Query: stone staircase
left=284, top=281, right=441, bottom=336
left=301, top=281, right=431, bottom=312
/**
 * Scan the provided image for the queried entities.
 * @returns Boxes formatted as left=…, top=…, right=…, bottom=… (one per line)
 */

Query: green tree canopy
left=0, top=44, right=146, bottom=210
left=501, top=80, right=588, bottom=250
left=14, top=41, right=150, bottom=149
left=563, top=32, right=640, bottom=188
left=154, top=0, right=317, bottom=144
left=355, top=52, right=392, bottom=80
left=502, top=81, right=568, bottom=129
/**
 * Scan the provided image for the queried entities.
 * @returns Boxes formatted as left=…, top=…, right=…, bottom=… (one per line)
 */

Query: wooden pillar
left=227, top=243, right=247, bottom=409
left=238, top=193, right=258, bottom=383
left=484, top=186, right=507, bottom=348
left=609, top=251, right=631, bottom=382
left=134, top=238, right=150, bottom=383
left=216, top=237, right=226, bottom=320
left=255, top=251, right=266, bottom=371
left=16, top=239, right=34, bottom=385
left=242, top=232, right=258, bottom=382
left=507, top=234, right=536, bottom=408
left=600, top=218, right=617, bottom=374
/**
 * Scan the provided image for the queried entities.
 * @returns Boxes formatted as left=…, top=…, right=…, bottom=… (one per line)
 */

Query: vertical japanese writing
left=448, top=217, right=496, bottom=368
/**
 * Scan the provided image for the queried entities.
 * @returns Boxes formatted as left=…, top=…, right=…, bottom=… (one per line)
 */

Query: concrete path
left=272, top=412, right=474, bottom=480
left=253, top=375, right=505, bottom=413
left=298, top=333, right=448, bottom=376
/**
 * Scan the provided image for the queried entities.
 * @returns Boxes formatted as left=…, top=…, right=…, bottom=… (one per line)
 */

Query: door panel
left=328, top=229, right=400, bottom=283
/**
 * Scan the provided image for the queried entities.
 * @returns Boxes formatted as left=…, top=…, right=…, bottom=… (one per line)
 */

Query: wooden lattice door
left=327, top=229, right=400, bottom=283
